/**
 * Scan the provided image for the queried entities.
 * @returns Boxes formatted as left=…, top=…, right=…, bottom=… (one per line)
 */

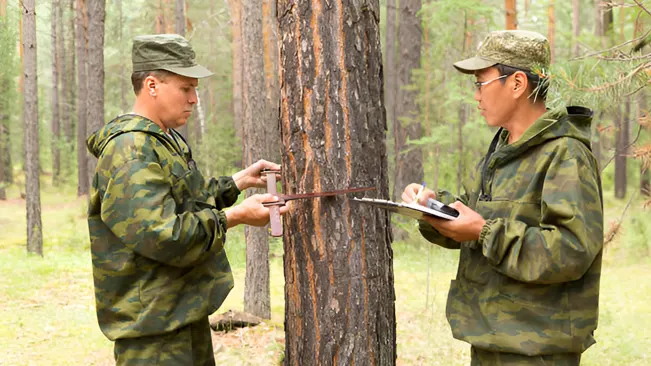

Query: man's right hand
left=401, top=183, right=436, bottom=206
left=225, top=193, right=289, bottom=228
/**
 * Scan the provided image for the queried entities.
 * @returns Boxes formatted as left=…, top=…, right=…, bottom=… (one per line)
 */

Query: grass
left=1, top=178, right=650, bottom=365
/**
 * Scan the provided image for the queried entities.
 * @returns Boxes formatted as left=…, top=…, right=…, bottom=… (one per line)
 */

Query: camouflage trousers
left=471, top=346, right=581, bottom=366
left=114, top=318, right=215, bottom=366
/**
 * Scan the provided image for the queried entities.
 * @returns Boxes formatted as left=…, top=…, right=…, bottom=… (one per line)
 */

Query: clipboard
left=353, top=197, right=459, bottom=221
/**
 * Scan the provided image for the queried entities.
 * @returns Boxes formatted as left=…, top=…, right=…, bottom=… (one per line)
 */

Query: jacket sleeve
left=418, top=190, right=469, bottom=250
left=205, top=176, right=241, bottom=209
left=101, top=157, right=228, bottom=268
left=480, top=156, right=603, bottom=284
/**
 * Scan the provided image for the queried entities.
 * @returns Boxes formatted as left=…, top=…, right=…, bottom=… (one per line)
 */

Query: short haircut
left=495, top=64, right=548, bottom=103
left=131, top=70, right=174, bottom=95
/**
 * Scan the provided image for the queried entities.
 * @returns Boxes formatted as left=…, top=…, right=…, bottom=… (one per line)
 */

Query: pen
left=414, top=182, right=426, bottom=204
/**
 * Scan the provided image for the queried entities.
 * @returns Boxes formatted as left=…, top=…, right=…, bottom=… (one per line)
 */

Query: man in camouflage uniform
left=402, top=30, right=603, bottom=365
left=86, top=34, right=288, bottom=365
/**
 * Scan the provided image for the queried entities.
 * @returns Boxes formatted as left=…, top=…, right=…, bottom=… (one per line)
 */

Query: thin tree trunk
left=614, top=99, right=630, bottom=199
left=67, top=0, right=76, bottom=146
left=572, top=0, right=580, bottom=57
left=241, top=0, right=277, bottom=320
left=156, top=0, right=166, bottom=34
left=76, top=0, right=89, bottom=196
left=278, top=1, right=395, bottom=363
left=0, top=7, right=13, bottom=186
left=228, top=0, right=244, bottom=149
left=393, top=0, right=423, bottom=200
left=547, top=0, right=555, bottom=64
left=640, top=95, right=649, bottom=196
left=86, top=0, right=106, bottom=189
left=51, top=0, right=61, bottom=185
left=23, top=0, right=44, bottom=256
left=118, top=0, right=128, bottom=113
left=174, top=0, right=189, bottom=139
left=385, top=0, right=397, bottom=139
left=505, top=0, right=517, bottom=30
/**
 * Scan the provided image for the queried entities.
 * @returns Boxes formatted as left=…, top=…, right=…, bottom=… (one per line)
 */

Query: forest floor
left=1, top=177, right=650, bottom=365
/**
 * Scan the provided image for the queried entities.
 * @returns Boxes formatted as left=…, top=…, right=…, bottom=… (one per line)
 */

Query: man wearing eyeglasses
left=402, top=30, right=603, bottom=365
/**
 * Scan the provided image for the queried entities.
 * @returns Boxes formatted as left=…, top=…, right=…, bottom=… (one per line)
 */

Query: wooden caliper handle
left=262, top=171, right=283, bottom=237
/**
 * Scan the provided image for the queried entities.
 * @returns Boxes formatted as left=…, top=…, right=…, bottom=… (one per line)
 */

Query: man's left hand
left=423, top=201, right=486, bottom=243
left=233, top=159, right=281, bottom=191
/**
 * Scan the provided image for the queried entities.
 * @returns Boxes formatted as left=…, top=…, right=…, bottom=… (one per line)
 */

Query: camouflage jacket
left=419, top=106, right=603, bottom=355
left=86, top=114, right=240, bottom=340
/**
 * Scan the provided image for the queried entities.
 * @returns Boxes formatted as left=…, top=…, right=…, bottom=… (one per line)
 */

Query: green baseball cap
left=132, top=34, right=213, bottom=78
left=454, top=30, right=551, bottom=74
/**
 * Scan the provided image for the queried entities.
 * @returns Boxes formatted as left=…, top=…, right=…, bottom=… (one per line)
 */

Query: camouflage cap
left=132, top=34, right=213, bottom=78
left=454, top=30, right=550, bottom=74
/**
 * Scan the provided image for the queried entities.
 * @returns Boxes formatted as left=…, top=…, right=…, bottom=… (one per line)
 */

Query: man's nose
left=474, top=89, right=481, bottom=102
left=189, top=90, right=198, bottom=104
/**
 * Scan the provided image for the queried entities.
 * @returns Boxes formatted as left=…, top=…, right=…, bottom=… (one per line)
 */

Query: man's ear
left=512, top=71, right=528, bottom=99
left=145, top=76, right=157, bottom=97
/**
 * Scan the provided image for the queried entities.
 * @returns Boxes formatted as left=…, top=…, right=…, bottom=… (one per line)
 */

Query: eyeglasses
left=474, top=74, right=508, bottom=92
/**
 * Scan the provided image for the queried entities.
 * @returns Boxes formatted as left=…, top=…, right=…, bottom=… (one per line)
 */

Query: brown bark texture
left=505, top=0, right=517, bottom=30
left=228, top=0, right=244, bottom=144
left=614, top=99, right=630, bottom=199
left=23, top=0, right=44, bottom=255
left=51, top=0, right=61, bottom=185
left=278, top=1, right=396, bottom=364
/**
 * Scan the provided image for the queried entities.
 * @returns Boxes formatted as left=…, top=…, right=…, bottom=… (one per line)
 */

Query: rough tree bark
left=23, top=0, right=44, bottom=255
left=278, top=1, right=396, bottom=364
left=392, top=0, right=423, bottom=210
left=241, top=0, right=280, bottom=320
left=51, top=0, right=61, bottom=185
left=76, top=0, right=89, bottom=196
left=86, top=0, right=105, bottom=191
left=572, top=0, right=580, bottom=58
left=640, top=95, right=649, bottom=196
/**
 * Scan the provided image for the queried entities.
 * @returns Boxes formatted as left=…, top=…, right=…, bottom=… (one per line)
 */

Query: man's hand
left=423, top=201, right=486, bottom=242
left=225, top=193, right=289, bottom=228
left=401, top=183, right=436, bottom=205
left=232, top=159, right=281, bottom=191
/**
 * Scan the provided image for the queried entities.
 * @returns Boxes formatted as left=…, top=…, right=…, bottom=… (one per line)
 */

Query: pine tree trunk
left=614, top=100, right=630, bottom=199
left=51, top=0, right=61, bottom=185
left=547, top=0, right=555, bottom=64
left=86, top=0, right=105, bottom=189
left=228, top=0, right=244, bottom=149
left=23, top=0, right=44, bottom=256
left=0, top=8, right=13, bottom=188
left=505, top=0, right=517, bottom=30
left=640, top=95, right=649, bottom=196
left=67, top=0, right=76, bottom=146
left=384, top=0, right=397, bottom=139
left=572, top=0, right=580, bottom=58
left=392, top=0, right=423, bottom=200
left=76, top=0, right=89, bottom=196
left=278, top=1, right=396, bottom=364
left=241, top=0, right=277, bottom=320
left=118, top=0, right=128, bottom=113
left=174, top=0, right=189, bottom=139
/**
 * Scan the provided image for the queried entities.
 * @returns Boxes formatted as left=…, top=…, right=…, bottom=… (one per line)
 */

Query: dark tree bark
left=85, top=0, right=104, bottom=190
left=392, top=0, right=423, bottom=207
left=51, top=0, right=61, bottom=185
left=614, top=99, right=630, bottom=199
left=23, top=0, right=44, bottom=255
left=66, top=0, right=76, bottom=146
left=76, top=0, right=89, bottom=196
left=278, top=1, right=396, bottom=364
left=505, top=0, right=517, bottom=30
left=241, top=0, right=279, bottom=320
